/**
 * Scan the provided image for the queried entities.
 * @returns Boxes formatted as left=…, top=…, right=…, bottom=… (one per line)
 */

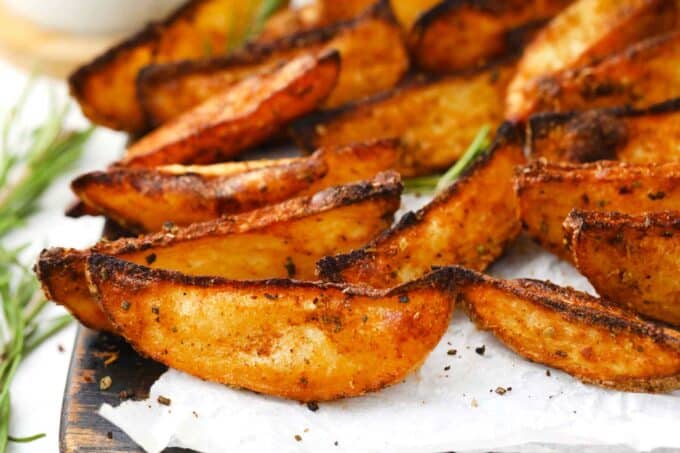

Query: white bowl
left=5, top=0, right=186, bottom=34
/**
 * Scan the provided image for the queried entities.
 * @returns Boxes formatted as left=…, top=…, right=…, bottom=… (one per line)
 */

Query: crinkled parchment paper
left=99, top=195, right=680, bottom=453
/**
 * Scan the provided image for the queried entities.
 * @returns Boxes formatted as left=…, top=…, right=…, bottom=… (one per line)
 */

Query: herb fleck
left=121, top=300, right=131, bottom=311
left=145, top=253, right=157, bottom=265
left=398, top=294, right=409, bottom=304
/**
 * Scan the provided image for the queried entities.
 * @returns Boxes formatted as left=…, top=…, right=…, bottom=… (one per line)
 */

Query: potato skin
left=566, top=210, right=680, bottom=327
left=516, top=160, right=680, bottom=260
left=528, top=99, right=680, bottom=165
left=505, top=0, right=678, bottom=121
left=525, top=31, right=680, bottom=116
left=121, top=52, right=340, bottom=168
left=409, top=0, right=571, bottom=73
left=138, top=1, right=409, bottom=127
left=71, top=141, right=398, bottom=232
left=318, top=122, right=525, bottom=288
left=87, top=254, right=456, bottom=401
left=292, top=61, right=517, bottom=176
left=453, top=266, right=680, bottom=393
left=68, top=0, right=277, bottom=132
left=36, top=172, right=402, bottom=333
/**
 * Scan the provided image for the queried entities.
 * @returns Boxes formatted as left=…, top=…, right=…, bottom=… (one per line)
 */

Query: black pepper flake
left=398, top=294, right=409, bottom=304
left=334, top=441, right=339, bottom=446
left=157, top=395, right=172, bottom=406
left=151, top=306, right=159, bottom=315
left=447, top=349, right=457, bottom=356
left=648, top=191, right=666, bottom=200
left=294, top=435, right=302, bottom=442
left=475, top=345, right=486, bottom=355
left=121, top=300, right=131, bottom=311
left=264, top=293, right=278, bottom=300
left=444, top=365, right=451, bottom=371
left=306, top=401, right=319, bottom=412
left=107, top=431, right=113, bottom=439
left=546, top=370, right=551, bottom=377
left=145, top=253, right=157, bottom=265
left=284, top=256, right=296, bottom=278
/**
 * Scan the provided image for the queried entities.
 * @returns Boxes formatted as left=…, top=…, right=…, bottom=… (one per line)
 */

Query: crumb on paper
left=447, top=349, right=457, bottom=356
left=157, top=395, right=172, bottom=406
left=294, top=434, right=302, bottom=442
left=495, top=387, right=508, bottom=395
left=475, top=345, right=486, bottom=356
left=471, top=398, right=478, bottom=408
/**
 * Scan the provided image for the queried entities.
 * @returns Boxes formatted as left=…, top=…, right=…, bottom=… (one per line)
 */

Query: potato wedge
left=121, top=52, right=340, bottom=168
left=453, top=266, right=680, bottom=393
left=318, top=123, right=524, bottom=288
left=68, top=0, right=284, bottom=132
left=292, top=61, right=517, bottom=176
left=72, top=141, right=398, bottom=232
left=86, top=255, right=455, bottom=401
left=524, top=31, right=680, bottom=116
left=138, top=1, right=408, bottom=127
left=565, top=210, right=680, bottom=327
left=320, top=0, right=442, bottom=29
left=505, top=0, right=678, bottom=121
left=36, top=172, right=402, bottom=332
left=516, top=160, right=680, bottom=260
left=409, top=0, right=572, bottom=73
left=528, top=99, right=680, bottom=164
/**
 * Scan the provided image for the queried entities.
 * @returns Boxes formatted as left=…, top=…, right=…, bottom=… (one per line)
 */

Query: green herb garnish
left=0, top=79, right=93, bottom=451
left=404, top=125, right=492, bottom=195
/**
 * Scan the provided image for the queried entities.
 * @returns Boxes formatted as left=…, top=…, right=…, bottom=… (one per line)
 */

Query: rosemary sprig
left=404, top=125, right=492, bottom=195
left=0, top=80, right=93, bottom=451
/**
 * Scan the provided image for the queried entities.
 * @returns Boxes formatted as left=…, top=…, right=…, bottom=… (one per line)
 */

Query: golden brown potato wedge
left=409, top=0, right=572, bottom=73
left=292, top=60, right=517, bottom=176
left=453, top=266, right=680, bottom=393
left=516, top=160, right=680, bottom=260
left=318, top=123, right=524, bottom=288
left=505, top=0, right=678, bottom=121
left=72, top=141, right=398, bottom=232
left=138, top=1, right=408, bottom=127
left=524, top=31, right=680, bottom=116
left=528, top=99, right=680, bottom=164
left=68, top=0, right=284, bottom=132
left=121, top=52, right=340, bottom=168
left=36, top=172, right=402, bottom=332
left=258, top=3, right=326, bottom=41
left=565, top=210, right=680, bottom=327
left=86, top=255, right=456, bottom=401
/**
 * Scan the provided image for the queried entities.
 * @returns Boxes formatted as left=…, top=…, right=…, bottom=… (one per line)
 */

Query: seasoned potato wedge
left=138, top=1, right=408, bottom=127
left=86, top=255, right=455, bottom=401
left=318, top=123, right=524, bottom=288
left=121, top=52, right=340, bottom=168
left=525, top=31, right=680, bottom=116
left=516, top=160, right=680, bottom=260
left=453, top=266, right=680, bottom=393
left=528, top=99, right=680, bottom=164
left=68, top=0, right=283, bottom=132
left=259, top=3, right=326, bottom=41
left=409, top=0, right=571, bottom=73
left=292, top=61, right=517, bottom=176
left=72, top=141, right=397, bottom=232
left=506, top=0, right=678, bottom=121
left=565, top=210, right=680, bottom=327
left=36, top=172, right=402, bottom=332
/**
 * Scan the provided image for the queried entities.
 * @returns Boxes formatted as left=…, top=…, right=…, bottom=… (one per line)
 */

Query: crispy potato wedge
left=68, top=0, right=283, bottom=132
left=72, top=141, right=398, bottom=232
left=36, top=172, right=402, bottom=332
left=138, top=1, right=408, bottom=127
left=525, top=31, right=680, bottom=116
left=565, top=210, right=680, bottom=327
left=259, top=3, right=326, bottom=41
left=318, top=123, right=524, bottom=288
left=453, top=266, right=680, bottom=393
left=409, top=0, right=572, bottom=73
left=516, top=160, right=680, bottom=260
left=86, top=255, right=455, bottom=401
left=292, top=61, right=517, bottom=176
left=121, top=52, right=340, bottom=168
left=528, top=99, right=680, bottom=164
left=505, top=0, right=678, bottom=121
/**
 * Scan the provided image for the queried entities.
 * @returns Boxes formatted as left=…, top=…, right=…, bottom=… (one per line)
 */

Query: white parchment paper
left=99, top=196, right=680, bottom=453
